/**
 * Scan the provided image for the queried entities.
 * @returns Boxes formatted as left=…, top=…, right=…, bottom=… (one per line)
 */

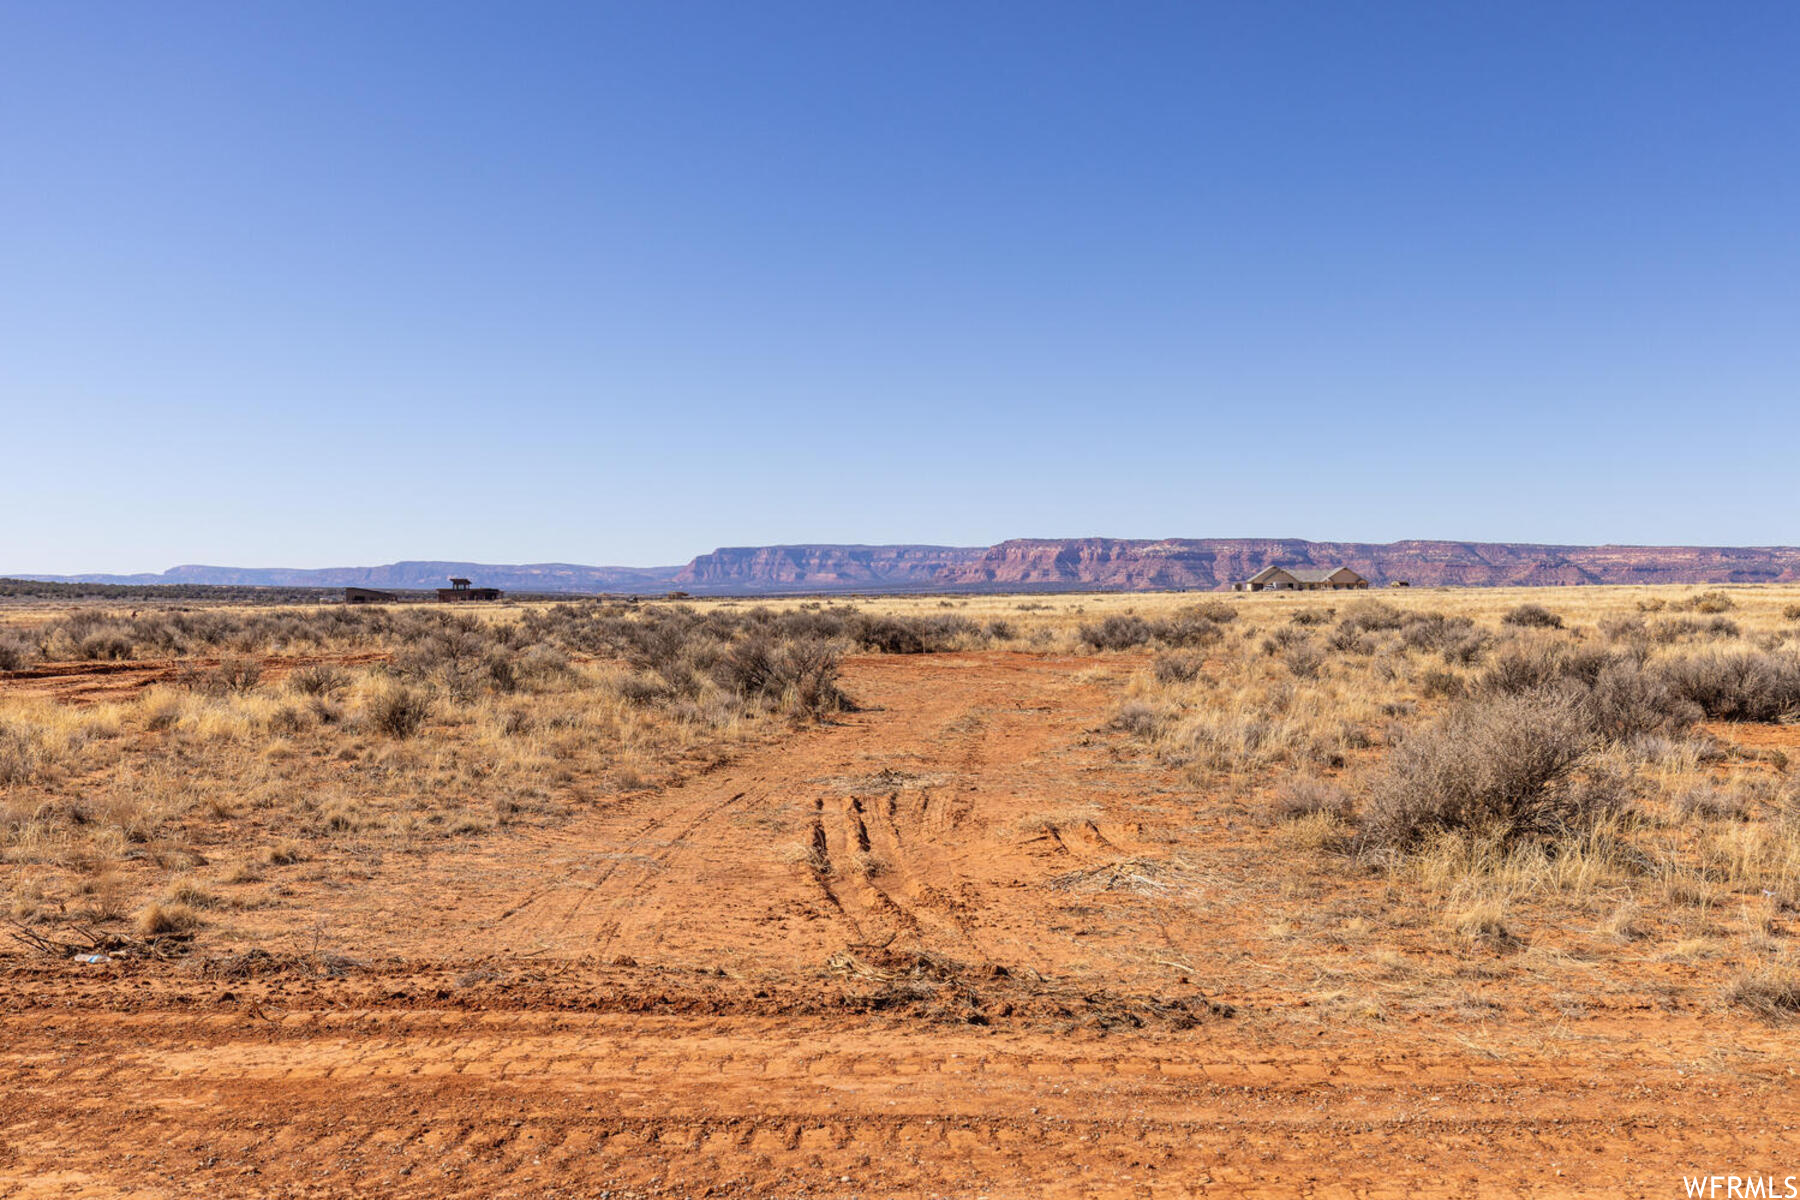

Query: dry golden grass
left=1044, top=582, right=1800, bottom=1025
left=6, top=581, right=1800, bottom=1027
left=666, top=580, right=1800, bottom=647
left=0, top=614, right=799, bottom=938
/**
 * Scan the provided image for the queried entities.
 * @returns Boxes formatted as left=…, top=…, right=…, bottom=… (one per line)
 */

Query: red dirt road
left=4, top=653, right=1798, bottom=1197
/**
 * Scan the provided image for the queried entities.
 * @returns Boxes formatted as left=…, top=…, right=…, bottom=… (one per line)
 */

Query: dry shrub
left=1726, top=967, right=1800, bottom=1019
left=712, top=637, right=847, bottom=717
left=265, top=840, right=305, bottom=865
left=1173, top=704, right=1364, bottom=776
left=1476, top=641, right=1794, bottom=735
left=1153, top=653, right=1205, bottom=684
left=1502, top=603, right=1565, bottom=630
left=307, top=695, right=344, bottom=726
left=1652, top=616, right=1741, bottom=643
left=1673, top=783, right=1746, bottom=822
left=1599, top=616, right=1648, bottom=642
left=1339, top=599, right=1405, bottom=633
left=0, top=635, right=36, bottom=671
left=497, top=707, right=535, bottom=737
left=268, top=703, right=311, bottom=735
left=1481, top=640, right=1613, bottom=696
left=1656, top=650, right=1800, bottom=722
left=1283, top=642, right=1325, bottom=679
left=1317, top=599, right=1406, bottom=654
left=164, top=878, right=221, bottom=909
left=1079, top=615, right=1153, bottom=651
left=1271, top=810, right=1352, bottom=855
left=855, top=615, right=976, bottom=654
left=1361, top=690, right=1610, bottom=848
left=1263, top=777, right=1353, bottom=824
left=212, top=657, right=262, bottom=693
left=1446, top=900, right=1514, bottom=949
left=1677, top=590, right=1736, bottom=614
left=139, top=690, right=184, bottom=732
left=76, top=631, right=134, bottom=660
left=0, top=720, right=45, bottom=786
left=1325, top=626, right=1375, bottom=655
left=136, top=902, right=201, bottom=937
left=608, top=672, right=664, bottom=706
left=1262, top=626, right=1310, bottom=655
left=1399, top=612, right=1483, bottom=656
left=1080, top=611, right=1223, bottom=652
left=1156, top=614, right=1226, bottom=648
left=396, top=631, right=517, bottom=701
left=1110, top=701, right=1162, bottom=738
left=317, top=798, right=362, bottom=833
left=517, top=643, right=572, bottom=682
left=367, top=683, right=431, bottom=737
left=1596, top=899, right=1643, bottom=943
left=1420, top=669, right=1464, bottom=700
left=1585, top=658, right=1699, bottom=739
left=289, top=664, right=350, bottom=696
left=1183, top=600, right=1238, bottom=624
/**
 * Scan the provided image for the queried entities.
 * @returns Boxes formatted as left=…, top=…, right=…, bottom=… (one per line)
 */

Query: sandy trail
left=3, top=652, right=1797, bottom=1197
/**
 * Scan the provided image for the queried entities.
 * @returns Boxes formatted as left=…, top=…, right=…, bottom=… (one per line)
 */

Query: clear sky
left=4, top=2, right=1797, bottom=573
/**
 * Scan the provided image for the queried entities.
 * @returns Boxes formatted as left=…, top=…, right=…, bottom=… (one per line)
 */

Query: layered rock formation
left=673, top=545, right=987, bottom=591
left=941, top=539, right=1800, bottom=590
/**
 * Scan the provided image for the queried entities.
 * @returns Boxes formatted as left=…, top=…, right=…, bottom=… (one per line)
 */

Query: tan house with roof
left=1231, top=565, right=1369, bottom=592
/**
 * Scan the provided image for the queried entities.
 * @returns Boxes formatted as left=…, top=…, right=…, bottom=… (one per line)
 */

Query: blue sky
left=4, top=2, right=1797, bottom=572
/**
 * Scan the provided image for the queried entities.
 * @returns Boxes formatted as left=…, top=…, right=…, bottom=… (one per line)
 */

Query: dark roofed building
left=437, top=577, right=502, bottom=602
left=344, top=587, right=397, bottom=604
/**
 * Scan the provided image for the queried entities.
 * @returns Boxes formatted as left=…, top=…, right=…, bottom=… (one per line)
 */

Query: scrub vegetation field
left=6, top=583, right=1800, bottom=1197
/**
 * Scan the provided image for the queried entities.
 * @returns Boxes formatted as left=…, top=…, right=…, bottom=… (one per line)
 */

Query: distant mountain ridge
left=15, top=560, right=683, bottom=593
left=674, top=545, right=988, bottom=590
left=16, top=539, right=1800, bottom=595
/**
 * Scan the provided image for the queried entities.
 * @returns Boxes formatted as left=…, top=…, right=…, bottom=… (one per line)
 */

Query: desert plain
left=4, top=585, right=1800, bottom=1198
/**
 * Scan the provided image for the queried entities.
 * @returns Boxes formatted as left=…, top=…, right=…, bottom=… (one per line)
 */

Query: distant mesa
left=14, top=539, right=1800, bottom=596
left=673, top=544, right=986, bottom=590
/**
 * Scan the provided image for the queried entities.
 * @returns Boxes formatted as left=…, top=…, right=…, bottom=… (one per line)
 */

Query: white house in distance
left=1232, top=565, right=1370, bottom=592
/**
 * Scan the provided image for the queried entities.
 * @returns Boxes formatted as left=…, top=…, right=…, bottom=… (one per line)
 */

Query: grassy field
left=5, top=583, right=1799, bottom=996
left=6, top=584, right=1800, bottom=968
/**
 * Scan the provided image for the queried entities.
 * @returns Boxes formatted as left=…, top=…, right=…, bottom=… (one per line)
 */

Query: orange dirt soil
left=4, top=652, right=1798, bottom=1197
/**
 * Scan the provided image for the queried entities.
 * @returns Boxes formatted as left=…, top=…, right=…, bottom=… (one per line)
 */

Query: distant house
left=437, top=577, right=503, bottom=602
left=344, top=587, right=396, bottom=604
left=1232, top=565, right=1369, bottom=592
